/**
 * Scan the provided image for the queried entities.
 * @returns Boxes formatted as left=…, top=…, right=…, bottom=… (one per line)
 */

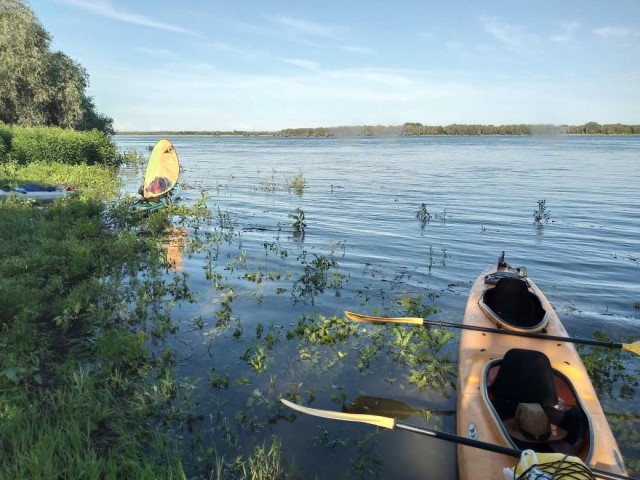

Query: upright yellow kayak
left=142, top=139, right=180, bottom=200
left=456, top=253, right=626, bottom=479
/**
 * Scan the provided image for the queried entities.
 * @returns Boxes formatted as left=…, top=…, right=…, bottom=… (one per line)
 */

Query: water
left=116, top=134, right=639, bottom=478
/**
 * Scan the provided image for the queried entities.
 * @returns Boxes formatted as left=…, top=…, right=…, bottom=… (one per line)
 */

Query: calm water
left=116, top=135, right=639, bottom=479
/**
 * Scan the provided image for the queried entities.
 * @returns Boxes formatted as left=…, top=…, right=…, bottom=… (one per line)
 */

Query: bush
left=0, top=122, right=12, bottom=156
left=7, top=125, right=118, bottom=167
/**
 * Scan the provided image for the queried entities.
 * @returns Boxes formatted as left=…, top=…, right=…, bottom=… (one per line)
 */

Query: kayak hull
left=456, top=259, right=626, bottom=479
left=131, top=185, right=181, bottom=214
left=0, top=189, right=77, bottom=202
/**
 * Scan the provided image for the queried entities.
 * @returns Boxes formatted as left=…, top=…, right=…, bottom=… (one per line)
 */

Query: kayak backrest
left=491, top=349, right=557, bottom=413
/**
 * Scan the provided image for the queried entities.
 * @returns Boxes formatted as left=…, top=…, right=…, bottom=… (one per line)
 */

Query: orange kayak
left=456, top=253, right=627, bottom=479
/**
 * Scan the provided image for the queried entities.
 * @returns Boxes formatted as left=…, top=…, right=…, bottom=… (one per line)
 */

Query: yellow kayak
left=456, top=253, right=627, bottom=479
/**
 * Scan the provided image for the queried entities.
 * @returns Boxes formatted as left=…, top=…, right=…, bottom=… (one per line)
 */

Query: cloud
left=56, top=0, right=200, bottom=37
left=478, top=15, right=537, bottom=51
left=266, top=15, right=339, bottom=39
left=342, top=45, right=372, bottom=54
left=593, top=26, right=639, bottom=38
left=552, top=20, right=580, bottom=43
left=135, top=47, right=178, bottom=58
left=276, top=58, right=320, bottom=71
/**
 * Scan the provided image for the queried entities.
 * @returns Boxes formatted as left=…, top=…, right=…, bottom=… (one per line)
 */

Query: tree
left=0, top=0, right=113, bottom=133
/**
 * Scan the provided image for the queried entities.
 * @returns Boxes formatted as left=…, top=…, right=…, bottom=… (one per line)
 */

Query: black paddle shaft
left=396, top=421, right=635, bottom=480
left=430, top=319, right=623, bottom=349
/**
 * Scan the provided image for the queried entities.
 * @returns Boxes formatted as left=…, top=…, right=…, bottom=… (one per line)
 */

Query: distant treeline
left=120, top=122, right=640, bottom=137
left=121, top=130, right=272, bottom=136
left=276, top=122, right=640, bottom=137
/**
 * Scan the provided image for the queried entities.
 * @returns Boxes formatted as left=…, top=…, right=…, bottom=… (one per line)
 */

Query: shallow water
left=116, top=134, right=639, bottom=478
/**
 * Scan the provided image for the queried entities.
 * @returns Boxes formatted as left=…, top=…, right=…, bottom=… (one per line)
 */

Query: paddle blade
left=344, top=311, right=423, bottom=325
left=280, top=399, right=396, bottom=429
left=622, top=341, right=640, bottom=356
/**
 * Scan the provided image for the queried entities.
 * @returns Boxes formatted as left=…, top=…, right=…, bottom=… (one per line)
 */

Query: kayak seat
left=487, top=349, right=589, bottom=457
left=490, top=349, right=557, bottom=418
left=481, top=277, right=546, bottom=330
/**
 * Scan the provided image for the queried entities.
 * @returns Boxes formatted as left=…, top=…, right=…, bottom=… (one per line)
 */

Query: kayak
left=456, top=253, right=626, bottom=479
left=0, top=184, right=77, bottom=203
left=130, top=138, right=181, bottom=214
left=131, top=185, right=181, bottom=215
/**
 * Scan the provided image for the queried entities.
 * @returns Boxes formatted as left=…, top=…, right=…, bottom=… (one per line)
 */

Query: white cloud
left=552, top=20, right=580, bottom=43
left=135, top=47, right=177, bottom=58
left=266, top=15, right=340, bottom=39
left=276, top=58, right=320, bottom=71
left=342, top=45, right=372, bottom=54
left=593, top=26, right=639, bottom=38
left=478, top=15, right=537, bottom=52
left=56, top=0, right=200, bottom=37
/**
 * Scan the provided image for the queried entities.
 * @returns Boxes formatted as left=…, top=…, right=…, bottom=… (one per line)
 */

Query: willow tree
left=0, top=0, right=113, bottom=133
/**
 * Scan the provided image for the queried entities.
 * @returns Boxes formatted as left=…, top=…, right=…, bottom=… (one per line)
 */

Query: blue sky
left=30, top=0, right=640, bottom=132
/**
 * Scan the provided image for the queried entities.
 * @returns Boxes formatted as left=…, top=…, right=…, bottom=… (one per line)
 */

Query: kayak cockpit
left=483, top=349, right=592, bottom=462
left=480, top=275, right=548, bottom=332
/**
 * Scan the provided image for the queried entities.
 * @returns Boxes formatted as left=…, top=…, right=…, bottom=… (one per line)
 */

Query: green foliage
left=292, top=253, right=342, bottom=304
left=285, top=170, right=306, bottom=195
left=0, top=0, right=113, bottom=133
left=580, top=332, right=638, bottom=399
left=416, top=203, right=431, bottom=228
left=288, top=207, right=306, bottom=236
left=533, top=199, right=551, bottom=224
left=3, top=124, right=117, bottom=166
left=288, top=314, right=359, bottom=345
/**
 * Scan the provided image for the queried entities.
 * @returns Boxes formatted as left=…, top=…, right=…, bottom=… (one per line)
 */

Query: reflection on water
left=115, top=135, right=640, bottom=479
left=161, top=227, right=186, bottom=271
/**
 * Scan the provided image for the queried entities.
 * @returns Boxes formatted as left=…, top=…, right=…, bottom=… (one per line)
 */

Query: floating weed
left=286, top=382, right=304, bottom=404
left=579, top=333, right=638, bottom=399
left=292, top=253, right=344, bottom=305
left=286, top=169, right=306, bottom=196
left=416, top=203, right=431, bottom=228
left=288, top=207, right=306, bottom=238
left=287, top=314, right=359, bottom=345
left=533, top=199, right=551, bottom=224
left=397, top=292, right=440, bottom=318
left=209, top=368, right=230, bottom=390
left=259, top=168, right=278, bottom=193
left=314, top=427, right=348, bottom=448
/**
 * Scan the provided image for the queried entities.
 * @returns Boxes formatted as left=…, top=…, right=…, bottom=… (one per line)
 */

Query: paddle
left=344, top=311, right=640, bottom=356
left=345, top=395, right=455, bottom=419
left=281, top=399, right=635, bottom=480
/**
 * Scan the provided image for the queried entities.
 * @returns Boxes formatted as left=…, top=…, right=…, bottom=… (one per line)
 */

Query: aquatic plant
left=286, top=169, right=306, bottom=196
left=292, top=253, right=342, bottom=304
left=416, top=203, right=431, bottom=228
left=288, top=207, right=306, bottom=237
left=533, top=199, right=551, bottom=223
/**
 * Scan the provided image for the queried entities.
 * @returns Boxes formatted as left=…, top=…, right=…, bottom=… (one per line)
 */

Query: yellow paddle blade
left=622, top=341, right=640, bottom=356
left=280, top=399, right=396, bottom=429
left=344, top=311, right=423, bottom=325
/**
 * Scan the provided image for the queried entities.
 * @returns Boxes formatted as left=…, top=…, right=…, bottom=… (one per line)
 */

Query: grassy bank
left=0, top=158, right=194, bottom=478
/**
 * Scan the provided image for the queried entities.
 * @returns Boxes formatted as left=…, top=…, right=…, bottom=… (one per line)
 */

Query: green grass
left=0, top=161, right=191, bottom=478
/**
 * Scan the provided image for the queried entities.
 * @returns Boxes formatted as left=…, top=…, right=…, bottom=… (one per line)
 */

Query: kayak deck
left=456, top=258, right=626, bottom=479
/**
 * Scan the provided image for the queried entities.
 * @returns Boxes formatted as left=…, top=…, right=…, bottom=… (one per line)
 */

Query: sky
left=29, top=0, right=640, bottom=132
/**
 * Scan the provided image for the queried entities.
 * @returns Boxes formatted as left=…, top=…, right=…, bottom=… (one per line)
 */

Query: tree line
left=275, top=122, right=640, bottom=137
left=0, top=0, right=113, bottom=134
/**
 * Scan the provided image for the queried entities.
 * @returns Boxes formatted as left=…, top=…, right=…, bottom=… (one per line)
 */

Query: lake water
left=115, top=134, right=639, bottom=479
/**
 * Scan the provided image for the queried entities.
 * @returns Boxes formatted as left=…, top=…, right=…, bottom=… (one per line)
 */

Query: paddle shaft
left=347, top=310, right=624, bottom=350
left=425, top=318, right=625, bottom=349
left=395, top=420, right=633, bottom=480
